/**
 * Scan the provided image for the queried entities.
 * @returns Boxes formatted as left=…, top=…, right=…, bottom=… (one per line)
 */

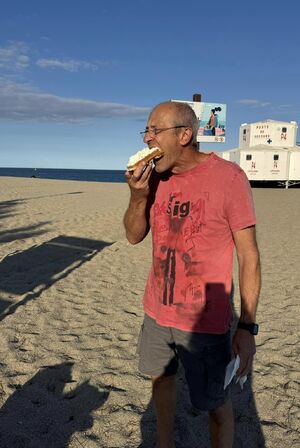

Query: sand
left=0, top=176, right=299, bottom=448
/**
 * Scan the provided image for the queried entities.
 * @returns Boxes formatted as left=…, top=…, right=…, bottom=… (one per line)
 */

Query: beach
left=0, top=176, right=299, bottom=448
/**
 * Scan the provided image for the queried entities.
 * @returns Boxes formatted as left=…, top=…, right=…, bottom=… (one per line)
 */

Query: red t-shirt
left=143, top=153, right=256, bottom=334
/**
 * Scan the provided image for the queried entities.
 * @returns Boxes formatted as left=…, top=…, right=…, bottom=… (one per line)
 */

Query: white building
left=219, top=120, right=300, bottom=188
left=239, top=120, right=298, bottom=148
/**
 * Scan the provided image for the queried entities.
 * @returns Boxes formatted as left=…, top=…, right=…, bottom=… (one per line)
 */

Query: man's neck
left=171, top=149, right=211, bottom=174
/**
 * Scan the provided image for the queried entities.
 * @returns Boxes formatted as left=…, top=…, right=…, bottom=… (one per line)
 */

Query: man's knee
left=209, top=399, right=233, bottom=425
left=152, top=374, right=176, bottom=388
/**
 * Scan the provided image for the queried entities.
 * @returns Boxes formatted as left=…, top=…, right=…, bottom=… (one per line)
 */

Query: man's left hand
left=232, top=329, right=256, bottom=376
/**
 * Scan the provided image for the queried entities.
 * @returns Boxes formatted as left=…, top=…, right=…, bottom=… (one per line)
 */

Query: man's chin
left=154, top=159, right=165, bottom=173
left=154, top=165, right=164, bottom=173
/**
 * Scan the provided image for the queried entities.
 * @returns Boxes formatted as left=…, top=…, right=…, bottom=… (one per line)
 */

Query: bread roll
left=127, top=147, right=163, bottom=171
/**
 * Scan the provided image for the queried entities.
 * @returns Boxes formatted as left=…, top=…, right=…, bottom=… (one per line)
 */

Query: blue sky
left=1, top=0, right=299, bottom=169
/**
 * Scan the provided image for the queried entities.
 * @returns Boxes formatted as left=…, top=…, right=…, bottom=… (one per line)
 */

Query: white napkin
left=223, top=355, right=247, bottom=390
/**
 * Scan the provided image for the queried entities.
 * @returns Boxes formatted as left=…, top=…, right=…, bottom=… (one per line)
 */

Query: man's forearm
left=124, top=197, right=149, bottom=244
left=238, top=251, right=261, bottom=323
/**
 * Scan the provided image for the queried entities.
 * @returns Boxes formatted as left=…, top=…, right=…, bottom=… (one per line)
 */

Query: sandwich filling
left=127, top=146, right=163, bottom=170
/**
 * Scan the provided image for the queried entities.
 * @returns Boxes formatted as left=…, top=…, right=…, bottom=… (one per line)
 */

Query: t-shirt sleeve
left=225, top=169, right=256, bottom=232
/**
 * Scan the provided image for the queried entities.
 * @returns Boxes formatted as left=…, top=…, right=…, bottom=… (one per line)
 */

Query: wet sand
left=0, top=177, right=299, bottom=447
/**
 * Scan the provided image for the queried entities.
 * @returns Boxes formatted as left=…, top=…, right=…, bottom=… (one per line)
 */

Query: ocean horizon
left=1, top=167, right=299, bottom=188
left=0, top=167, right=126, bottom=183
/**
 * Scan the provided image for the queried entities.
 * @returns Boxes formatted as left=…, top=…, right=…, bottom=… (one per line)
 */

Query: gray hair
left=151, top=101, right=199, bottom=145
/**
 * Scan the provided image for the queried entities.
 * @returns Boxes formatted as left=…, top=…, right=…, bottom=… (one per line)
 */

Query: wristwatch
left=237, top=321, right=259, bottom=335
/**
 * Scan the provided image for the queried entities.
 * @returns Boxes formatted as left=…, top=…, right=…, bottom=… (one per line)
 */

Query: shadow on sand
left=0, top=222, right=49, bottom=244
left=0, top=235, right=113, bottom=321
left=0, top=193, right=83, bottom=222
left=0, top=192, right=84, bottom=244
left=0, top=362, right=108, bottom=447
left=139, top=283, right=265, bottom=448
left=0, top=199, right=26, bottom=220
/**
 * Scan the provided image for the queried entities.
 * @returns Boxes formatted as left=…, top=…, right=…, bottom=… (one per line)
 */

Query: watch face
left=238, top=322, right=259, bottom=335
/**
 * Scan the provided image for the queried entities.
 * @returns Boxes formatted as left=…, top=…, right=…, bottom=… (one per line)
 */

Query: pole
left=193, top=93, right=202, bottom=150
left=193, top=93, right=202, bottom=102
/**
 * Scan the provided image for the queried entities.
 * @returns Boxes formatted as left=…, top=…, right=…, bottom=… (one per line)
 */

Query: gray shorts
left=137, top=314, right=231, bottom=411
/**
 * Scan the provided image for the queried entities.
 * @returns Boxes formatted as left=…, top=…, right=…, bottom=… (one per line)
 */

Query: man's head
left=142, top=101, right=199, bottom=173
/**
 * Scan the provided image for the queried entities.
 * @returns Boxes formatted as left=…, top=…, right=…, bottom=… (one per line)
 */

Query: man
left=124, top=101, right=261, bottom=448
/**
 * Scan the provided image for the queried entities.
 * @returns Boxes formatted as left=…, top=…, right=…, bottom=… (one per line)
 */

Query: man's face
left=143, top=105, right=184, bottom=174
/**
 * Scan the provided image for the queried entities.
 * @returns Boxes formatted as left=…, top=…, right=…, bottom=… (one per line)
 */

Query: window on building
left=274, top=155, right=279, bottom=161
left=282, top=127, right=287, bottom=133
left=243, top=129, right=246, bottom=134
left=246, top=154, right=252, bottom=161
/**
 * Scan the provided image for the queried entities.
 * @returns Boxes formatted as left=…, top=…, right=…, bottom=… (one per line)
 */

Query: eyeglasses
left=140, top=125, right=187, bottom=138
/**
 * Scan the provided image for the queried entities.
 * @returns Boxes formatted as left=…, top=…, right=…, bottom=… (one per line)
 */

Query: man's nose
left=144, top=132, right=152, bottom=144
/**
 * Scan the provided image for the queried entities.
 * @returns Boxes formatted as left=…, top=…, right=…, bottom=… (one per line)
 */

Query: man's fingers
left=128, top=162, right=143, bottom=180
left=237, top=353, right=253, bottom=376
left=232, top=329, right=256, bottom=377
left=130, top=163, right=152, bottom=184
left=236, top=354, right=247, bottom=376
left=140, top=163, right=153, bottom=181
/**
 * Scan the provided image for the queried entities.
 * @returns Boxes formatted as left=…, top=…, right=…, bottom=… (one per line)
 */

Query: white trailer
left=239, top=120, right=298, bottom=149
left=239, top=147, right=270, bottom=181
left=217, top=151, right=230, bottom=161
left=219, top=145, right=300, bottom=187
left=224, top=146, right=281, bottom=181
left=260, top=147, right=289, bottom=181
left=289, top=151, right=300, bottom=181
left=218, top=119, right=299, bottom=187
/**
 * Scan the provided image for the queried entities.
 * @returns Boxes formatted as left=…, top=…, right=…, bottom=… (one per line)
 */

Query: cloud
left=0, top=79, right=150, bottom=123
left=236, top=99, right=271, bottom=107
left=0, top=41, right=30, bottom=71
left=0, top=41, right=109, bottom=73
left=36, top=58, right=98, bottom=72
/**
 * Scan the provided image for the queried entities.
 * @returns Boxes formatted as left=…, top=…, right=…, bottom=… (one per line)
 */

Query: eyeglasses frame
left=140, top=125, right=188, bottom=138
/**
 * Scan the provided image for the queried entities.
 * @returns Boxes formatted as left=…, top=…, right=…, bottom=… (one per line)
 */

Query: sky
left=0, top=0, right=299, bottom=170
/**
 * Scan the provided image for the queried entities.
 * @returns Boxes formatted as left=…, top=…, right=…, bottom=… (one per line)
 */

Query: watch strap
left=237, top=321, right=259, bottom=335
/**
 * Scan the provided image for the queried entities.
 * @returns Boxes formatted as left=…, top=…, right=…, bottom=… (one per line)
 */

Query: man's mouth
left=154, top=153, right=163, bottom=162
left=148, top=146, right=164, bottom=163
left=153, top=156, right=163, bottom=167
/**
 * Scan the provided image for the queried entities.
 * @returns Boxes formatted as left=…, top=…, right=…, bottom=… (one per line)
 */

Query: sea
left=0, top=167, right=126, bottom=183
left=2, top=167, right=299, bottom=188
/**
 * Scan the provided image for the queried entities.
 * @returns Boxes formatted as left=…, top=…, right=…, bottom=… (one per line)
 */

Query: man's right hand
left=125, top=162, right=153, bottom=201
left=124, top=162, right=153, bottom=244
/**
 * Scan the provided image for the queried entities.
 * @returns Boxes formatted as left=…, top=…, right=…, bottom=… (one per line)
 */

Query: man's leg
left=152, top=374, right=177, bottom=448
left=208, top=399, right=234, bottom=448
left=174, top=329, right=233, bottom=448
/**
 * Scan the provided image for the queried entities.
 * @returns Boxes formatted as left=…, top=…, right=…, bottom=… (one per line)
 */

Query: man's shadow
left=0, top=362, right=108, bottom=447
left=139, top=283, right=265, bottom=447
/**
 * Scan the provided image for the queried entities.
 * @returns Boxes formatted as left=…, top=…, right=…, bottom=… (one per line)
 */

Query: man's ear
left=179, top=127, right=193, bottom=146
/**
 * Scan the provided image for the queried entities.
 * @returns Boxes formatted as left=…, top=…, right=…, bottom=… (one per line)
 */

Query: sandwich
left=127, top=147, right=163, bottom=171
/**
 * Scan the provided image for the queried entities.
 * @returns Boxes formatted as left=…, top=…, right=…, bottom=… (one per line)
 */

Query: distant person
left=31, top=168, right=38, bottom=178
left=207, top=106, right=222, bottom=135
left=124, top=101, right=261, bottom=448
left=208, top=109, right=216, bottom=131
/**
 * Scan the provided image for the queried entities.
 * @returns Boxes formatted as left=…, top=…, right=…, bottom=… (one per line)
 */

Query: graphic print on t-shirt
left=152, top=191, right=208, bottom=308
left=144, top=156, right=257, bottom=333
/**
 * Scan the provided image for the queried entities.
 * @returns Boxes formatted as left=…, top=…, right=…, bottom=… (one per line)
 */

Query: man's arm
left=232, top=225, right=261, bottom=376
left=123, top=163, right=153, bottom=245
